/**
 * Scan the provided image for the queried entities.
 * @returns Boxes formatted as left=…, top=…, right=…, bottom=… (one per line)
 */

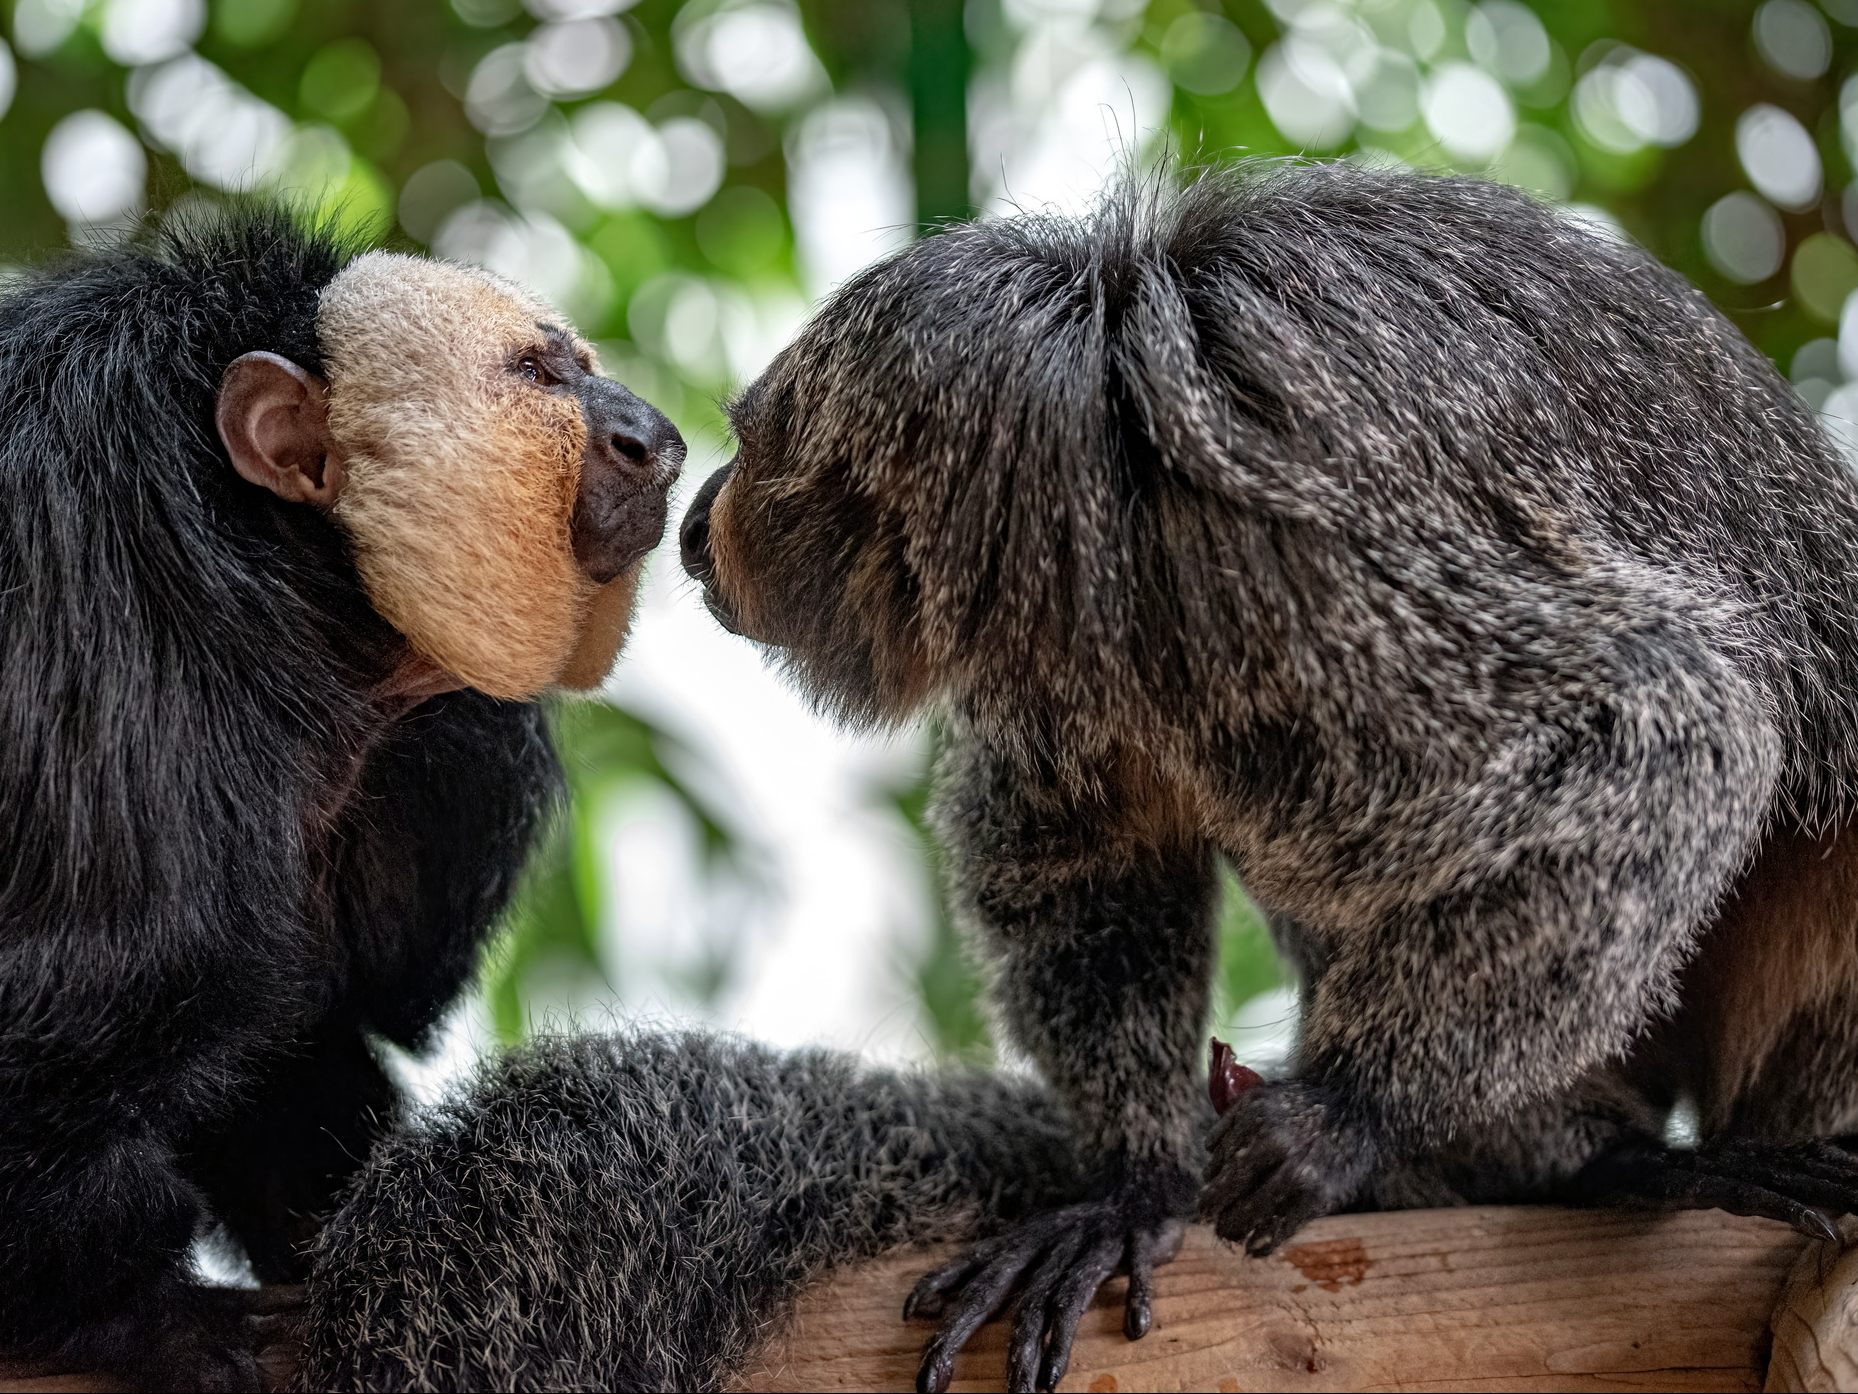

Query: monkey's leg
left=1666, top=826, right=1858, bottom=1142
left=183, top=1026, right=399, bottom=1283
left=1365, top=1067, right=1673, bottom=1210
left=1203, top=621, right=1780, bottom=1254
left=1549, top=828, right=1858, bottom=1233
left=906, top=734, right=1217, bottom=1394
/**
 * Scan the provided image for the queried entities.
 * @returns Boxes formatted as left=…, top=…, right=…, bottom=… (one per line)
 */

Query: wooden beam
left=4, top=1208, right=1849, bottom=1393
left=1768, top=1219, right=1858, bottom=1392
left=734, top=1208, right=1812, bottom=1393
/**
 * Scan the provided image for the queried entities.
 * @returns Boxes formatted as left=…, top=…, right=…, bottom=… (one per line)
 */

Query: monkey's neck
left=304, top=653, right=465, bottom=852
left=372, top=650, right=467, bottom=707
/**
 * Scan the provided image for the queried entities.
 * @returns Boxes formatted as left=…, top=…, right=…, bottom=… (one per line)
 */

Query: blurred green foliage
left=5, top=0, right=1854, bottom=1051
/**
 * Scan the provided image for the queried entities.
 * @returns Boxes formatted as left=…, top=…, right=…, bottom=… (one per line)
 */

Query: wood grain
left=733, top=1208, right=1811, bottom=1394
left=0, top=1209, right=1831, bottom=1393
left=1767, top=1219, right=1858, bottom=1393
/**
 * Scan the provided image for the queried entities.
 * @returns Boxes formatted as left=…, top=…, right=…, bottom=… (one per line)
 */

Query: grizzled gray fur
left=676, top=159, right=1858, bottom=1391
left=296, top=1030, right=1082, bottom=1392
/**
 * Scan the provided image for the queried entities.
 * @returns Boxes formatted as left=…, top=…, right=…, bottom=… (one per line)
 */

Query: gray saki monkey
left=680, top=161, right=1858, bottom=1393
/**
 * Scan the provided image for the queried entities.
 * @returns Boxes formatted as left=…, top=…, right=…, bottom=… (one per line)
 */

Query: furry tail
left=295, top=1030, right=1081, bottom=1392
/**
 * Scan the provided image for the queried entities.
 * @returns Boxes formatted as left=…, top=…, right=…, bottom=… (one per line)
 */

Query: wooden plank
left=0, top=1209, right=1820, bottom=1393
left=1767, top=1219, right=1858, bottom=1392
left=734, top=1208, right=1809, bottom=1393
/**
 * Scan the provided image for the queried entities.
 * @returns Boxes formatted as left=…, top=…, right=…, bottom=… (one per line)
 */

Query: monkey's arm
left=331, top=690, right=561, bottom=1048
left=907, top=731, right=1216, bottom=1394
left=1204, top=610, right=1784, bottom=1249
left=186, top=693, right=562, bottom=1283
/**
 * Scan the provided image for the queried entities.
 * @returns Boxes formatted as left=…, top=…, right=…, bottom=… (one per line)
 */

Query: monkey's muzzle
left=679, top=462, right=746, bottom=636
left=572, top=385, right=685, bottom=585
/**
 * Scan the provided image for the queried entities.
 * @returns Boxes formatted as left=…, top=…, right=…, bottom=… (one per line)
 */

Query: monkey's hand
left=1572, top=1136, right=1858, bottom=1241
left=77, top=1278, right=266, bottom=1394
left=903, top=1163, right=1195, bottom=1394
left=1200, top=1079, right=1379, bottom=1255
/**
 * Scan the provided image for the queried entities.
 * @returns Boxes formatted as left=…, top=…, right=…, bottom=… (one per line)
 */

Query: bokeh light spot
left=453, top=0, right=522, bottom=25
left=1466, top=1, right=1551, bottom=87
left=675, top=1, right=827, bottom=115
left=0, top=40, right=16, bottom=124
left=1257, top=37, right=1356, bottom=150
left=1754, top=0, right=1832, bottom=80
left=399, top=159, right=481, bottom=243
left=1573, top=49, right=1698, bottom=154
left=1353, top=50, right=1419, bottom=133
left=12, top=0, right=85, bottom=58
left=1737, top=102, right=1823, bottom=210
left=101, top=0, right=206, bottom=66
left=1421, top=62, right=1515, bottom=162
left=1792, top=231, right=1858, bottom=321
left=467, top=42, right=550, bottom=137
left=1160, top=13, right=1251, bottom=97
left=42, top=110, right=147, bottom=224
left=525, top=17, right=632, bottom=97
left=1702, top=190, right=1786, bottom=283
left=526, top=0, right=641, bottom=17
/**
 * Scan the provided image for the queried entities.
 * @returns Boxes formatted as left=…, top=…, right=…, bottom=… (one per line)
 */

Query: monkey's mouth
left=573, top=492, right=669, bottom=585
left=701, top=587, right=750, bottom=639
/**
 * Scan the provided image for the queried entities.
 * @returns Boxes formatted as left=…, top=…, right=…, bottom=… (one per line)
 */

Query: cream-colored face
left=316, top=252, right=642, bottom=699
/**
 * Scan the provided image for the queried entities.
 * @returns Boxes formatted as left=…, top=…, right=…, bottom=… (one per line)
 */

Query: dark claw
left=1575, top=1136, right=1858, bottom=1241
left=906, top=1171, right=1194, bottom=1394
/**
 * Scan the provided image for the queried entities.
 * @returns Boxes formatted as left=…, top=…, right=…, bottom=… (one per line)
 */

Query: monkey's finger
left=905, top=1247, right=991, bottom=1322
left=1230, top=1164, right=1313, bottom=1256
left=1005, top=1234, right=1082, bottom=1394
left=1600, top=1159, right=1840, bottom=1243
left=1121, top=1221, right=1183, bottom=1341
left=1201, top=1152, right=1286, bottom=1241
left=1201, top=1131, right=1284, bottom=1195
left=1244, top=1201, right=1318, bottom=1258
left=1205, top=1105, right=1261, bottom=1162
left=1727, top=1168, right=1858, bottom=1218
left=1037, top=1235, right=1125, bottom=1393
left=917, top=1246, right=1046, bottom=1394
left=1705, top=1141, right=1858, bottom=1210
left=1687, top=1183, right=1839, bottom=1242
left=1776, top=1140, right=1858, bottom=1185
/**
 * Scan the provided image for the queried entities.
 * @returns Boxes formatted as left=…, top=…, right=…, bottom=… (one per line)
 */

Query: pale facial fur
left=317, top=252, right=639, bottom=699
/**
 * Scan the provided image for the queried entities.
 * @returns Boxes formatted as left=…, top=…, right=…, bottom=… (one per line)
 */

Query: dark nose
left=680, top=461, right=734, bottom=582
left=596, top=385, right=685, bottom=484
left=570, top=382, right=685, bottom=585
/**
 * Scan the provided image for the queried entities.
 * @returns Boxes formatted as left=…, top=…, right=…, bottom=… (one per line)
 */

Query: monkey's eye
left=514, top=353, right=555, bottom=387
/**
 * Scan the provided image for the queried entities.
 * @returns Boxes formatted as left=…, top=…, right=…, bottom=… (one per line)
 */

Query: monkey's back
left=1136, top=164, right=1858, bottom=822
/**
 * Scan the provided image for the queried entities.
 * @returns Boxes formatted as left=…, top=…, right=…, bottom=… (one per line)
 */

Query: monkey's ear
left=216, top=351, right=344, bottom=507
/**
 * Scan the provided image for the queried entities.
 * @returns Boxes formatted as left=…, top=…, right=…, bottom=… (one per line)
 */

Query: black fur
left=0, top=208, right=560, bottom=1389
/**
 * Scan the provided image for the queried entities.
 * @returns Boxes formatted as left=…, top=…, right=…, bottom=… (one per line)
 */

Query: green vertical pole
left=908, top=0, right=973, bottom=229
